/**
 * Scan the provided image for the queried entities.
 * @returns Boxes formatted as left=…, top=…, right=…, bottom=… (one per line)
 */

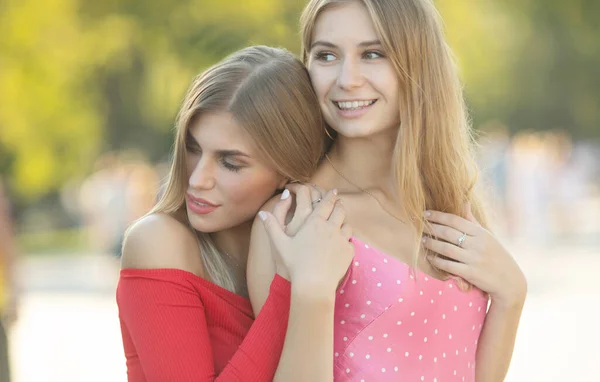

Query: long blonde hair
left=301, top=0, right=489, bottom=271
left=148, top=46, right=326, bottom=293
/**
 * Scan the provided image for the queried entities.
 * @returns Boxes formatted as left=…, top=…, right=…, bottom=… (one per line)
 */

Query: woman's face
left=307, top=1, right=401, bottom=138
left=184, top=111, right=285, bottom=233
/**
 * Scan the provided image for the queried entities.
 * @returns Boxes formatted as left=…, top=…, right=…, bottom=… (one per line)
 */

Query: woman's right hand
left=258, top=188, right=354, bottom=294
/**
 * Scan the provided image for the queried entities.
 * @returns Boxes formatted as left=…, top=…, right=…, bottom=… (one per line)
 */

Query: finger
left=272, top=189, right=293, bottom=228
left=311, top=189, right=338, bottom=221
left=327, top=200, right=346, bottom=228
left=424, top=223, right=470, bottom=248
left=424, top=210, right=479, bottom=236
left=310, top=184, right=326, bottom=207
left=286, top=183, right=318, bottom=202
left=285, top=184, right=313, bottom=227
left=341, top=223, right=353, bottom=242
left=422, top=236, right=469, bottom=264
left=309, top=183, right=327, bottom=199
left=258, top=211, right=287, bottom=250
left=308, top=186, right=322, bottom=206
left=427, top=255, right=470, bottom=280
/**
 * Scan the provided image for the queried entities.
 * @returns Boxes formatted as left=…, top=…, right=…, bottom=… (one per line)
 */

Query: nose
left=188, top=158, right=216, bottom=190
left=336, top=57, right=364, bottom=91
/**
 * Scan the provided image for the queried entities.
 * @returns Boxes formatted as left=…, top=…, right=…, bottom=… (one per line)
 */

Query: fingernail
left=281, top=189, right=290, bottom=200
left=258, top=211, right=267, bottom=221
left=424, top=211, right=431, bottom=217
left=422, top=236, right=427, bottom=243
left=333, top=189, right=338, bottom=195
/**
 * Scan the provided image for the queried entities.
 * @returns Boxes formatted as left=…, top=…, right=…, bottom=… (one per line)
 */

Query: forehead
left=312, top=2, right=378, bottom=43
left=188, top=111, right=257, bottom=154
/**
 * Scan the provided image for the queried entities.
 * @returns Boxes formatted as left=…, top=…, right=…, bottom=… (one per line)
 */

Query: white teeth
left=194, top=201, right=209, bottom=206
left=335, top=100, right=375, bottom=110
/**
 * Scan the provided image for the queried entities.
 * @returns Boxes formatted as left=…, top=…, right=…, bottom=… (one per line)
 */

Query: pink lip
left=186, top=193, right=218, bottom=207
left=186, top=193, right=220, bottom=215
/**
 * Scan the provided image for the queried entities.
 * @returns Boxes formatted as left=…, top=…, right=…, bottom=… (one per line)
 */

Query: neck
left=209, top=220, right=252, bottom=269
left=327, top=129, right=398, bottom=199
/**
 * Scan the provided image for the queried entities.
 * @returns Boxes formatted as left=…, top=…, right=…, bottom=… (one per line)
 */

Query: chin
left=187, top=209, right=253, bottom=234
left=186, top=210, right=222, bottom=233
left=187, top=219, right=221, bottom=233
left=332, top=123, right=376, bottom=138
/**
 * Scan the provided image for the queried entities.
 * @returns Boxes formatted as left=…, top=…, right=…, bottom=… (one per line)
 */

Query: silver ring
left=312, top=198, right=322, bottom=205
left=457, top=232, right=467, bottom=248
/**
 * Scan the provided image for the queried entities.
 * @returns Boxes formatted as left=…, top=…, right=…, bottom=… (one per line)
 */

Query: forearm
left=475, top=300, right=525, bottom=382
left=274, top=286, right=336, bottom=382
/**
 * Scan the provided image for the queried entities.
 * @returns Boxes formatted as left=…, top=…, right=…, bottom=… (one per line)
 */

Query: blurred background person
left=0, top=179, right=19, bottom=382
left=77, top=152, right=159, bottom=257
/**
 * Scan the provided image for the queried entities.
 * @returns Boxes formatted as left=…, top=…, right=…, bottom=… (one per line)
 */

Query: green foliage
left=0, top=0, right=598, bottom=205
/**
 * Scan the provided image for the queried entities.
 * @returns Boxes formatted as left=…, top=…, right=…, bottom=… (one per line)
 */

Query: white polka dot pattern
left=333, top=237, right=488, bottom=381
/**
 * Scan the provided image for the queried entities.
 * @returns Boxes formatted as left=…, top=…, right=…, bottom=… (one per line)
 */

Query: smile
left=333, top=99, right=377, bottom=110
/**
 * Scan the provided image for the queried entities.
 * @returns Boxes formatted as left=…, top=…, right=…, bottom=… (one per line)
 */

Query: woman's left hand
left=422, top=203, right=527, bottom=308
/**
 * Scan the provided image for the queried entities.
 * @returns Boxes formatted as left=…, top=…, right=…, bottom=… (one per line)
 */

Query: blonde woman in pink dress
left=248, top=0, right=527, bottom=381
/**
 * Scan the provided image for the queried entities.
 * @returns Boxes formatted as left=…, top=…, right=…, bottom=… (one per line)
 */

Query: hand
left=278, top=183, right=326, bottom=236
left=266, top=184, right=326, bottom=278
left=422, top=203, right=527, bottom=308
left=259, top=189, right=354, bottom=294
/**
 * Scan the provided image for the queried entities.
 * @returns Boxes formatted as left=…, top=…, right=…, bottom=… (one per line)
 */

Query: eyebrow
left=217, top=150, right=250, bottom=158
left=186, top=133, right=250, bottom=158
left=310, top=39, right=382, bottom=49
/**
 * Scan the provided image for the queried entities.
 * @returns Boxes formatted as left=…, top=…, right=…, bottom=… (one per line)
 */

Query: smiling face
left=184, top=111, right=286, bottom=233
left=306, top=1, right=401, bottom=138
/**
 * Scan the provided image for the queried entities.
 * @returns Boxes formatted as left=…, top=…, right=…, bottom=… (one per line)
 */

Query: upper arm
left=120, top=213, right=205, bottom=277
left=247, top=196, right=281, bottom=317
left=118, top=270, right=217, bottom=381
left=117, top=214, right=221, bottom=380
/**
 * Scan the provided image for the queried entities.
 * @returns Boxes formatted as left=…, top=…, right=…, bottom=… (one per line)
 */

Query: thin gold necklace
left=324, top=154, right=404, bottom=222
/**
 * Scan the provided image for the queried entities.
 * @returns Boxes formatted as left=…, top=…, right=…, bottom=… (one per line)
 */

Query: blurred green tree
left=0, top=0, right=598, bottom=207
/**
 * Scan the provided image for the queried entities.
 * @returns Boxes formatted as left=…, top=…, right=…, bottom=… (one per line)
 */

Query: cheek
left=220, top=172, right=278, bottom=208
left=377, top=67, right=400, bottom=99
left=310, top=68, right=334, bottom=99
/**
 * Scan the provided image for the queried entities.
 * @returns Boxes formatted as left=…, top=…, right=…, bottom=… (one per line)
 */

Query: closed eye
left=221, top=159, right=243, bottom=172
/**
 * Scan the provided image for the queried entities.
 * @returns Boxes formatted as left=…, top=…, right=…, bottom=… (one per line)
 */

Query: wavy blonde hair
left=148, top=46, right=326, bottom=293
left=301, top=0, right=489, bottom=274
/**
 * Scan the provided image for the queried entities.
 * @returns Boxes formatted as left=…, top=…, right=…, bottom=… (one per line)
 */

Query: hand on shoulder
left=120, top=213, right=205, bottom=278
left=259, top=188, right=354, bottom=292
left=249, top=183, right=330, bottom=282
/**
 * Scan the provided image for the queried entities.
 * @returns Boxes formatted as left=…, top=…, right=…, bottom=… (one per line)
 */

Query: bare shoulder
left=249, top=191, right=293, bottom=244
left=121, top=213, right=204, bottom=277
left=247, top=194, right=281, bottom=314
left=249, top=193, right=281, bottom=255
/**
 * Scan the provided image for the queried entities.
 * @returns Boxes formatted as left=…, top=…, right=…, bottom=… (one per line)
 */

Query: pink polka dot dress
left=333, top=237, right=488, bottom=381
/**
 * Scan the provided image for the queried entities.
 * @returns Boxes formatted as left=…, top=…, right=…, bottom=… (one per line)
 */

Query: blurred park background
left=0, top=0, right=598, bottom=381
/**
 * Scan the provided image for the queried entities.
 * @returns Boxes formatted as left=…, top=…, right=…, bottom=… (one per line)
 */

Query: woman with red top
left=116, top=45, right=354, bottom=381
